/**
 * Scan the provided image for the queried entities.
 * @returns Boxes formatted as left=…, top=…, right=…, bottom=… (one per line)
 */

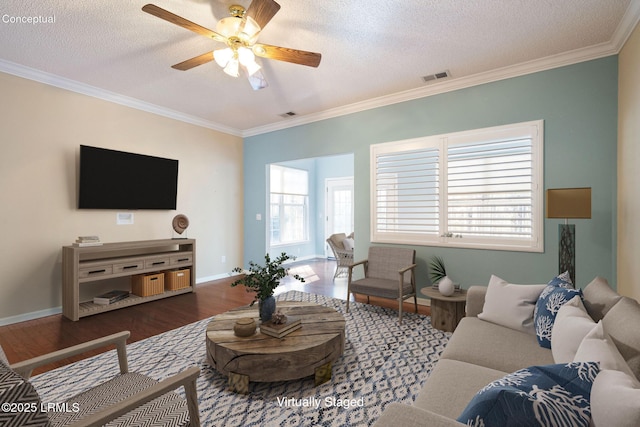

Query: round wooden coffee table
left=206, top=300, right=345, bottom=393
left=421, top=287, right=467, bottom=332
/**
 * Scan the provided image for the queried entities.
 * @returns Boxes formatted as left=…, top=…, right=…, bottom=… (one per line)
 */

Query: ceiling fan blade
left=246, top=0, right=281, bottom=29
left=171, top=52, right=214, bottom=71
left=253, top=44, right=321, bottom=68
left=247, top=69, right=269, bottom=91
left=142, top=4, right=226, bottom=43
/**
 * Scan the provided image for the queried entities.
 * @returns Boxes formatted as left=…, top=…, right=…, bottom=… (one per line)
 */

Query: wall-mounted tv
left=78, top=145, right=178, bottom=210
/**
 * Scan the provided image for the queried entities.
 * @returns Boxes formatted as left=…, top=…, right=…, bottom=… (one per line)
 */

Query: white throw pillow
left=573, top=321, right=636, bottom=378
left=478, top=275, right=546, bottom=334
left=591, top=370, right=640, bottom=427
left=551, top=296, right=597, bottom=363
left=342, top=237, right=354, bottom=251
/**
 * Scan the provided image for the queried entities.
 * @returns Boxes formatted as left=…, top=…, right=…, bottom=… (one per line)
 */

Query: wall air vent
left=279, top=111, right=297, bottom=118
left=422, top=70, right=451, bottom=83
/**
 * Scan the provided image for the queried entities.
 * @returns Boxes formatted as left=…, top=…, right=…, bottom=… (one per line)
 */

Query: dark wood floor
left=0, top=258, right=428, bottom=375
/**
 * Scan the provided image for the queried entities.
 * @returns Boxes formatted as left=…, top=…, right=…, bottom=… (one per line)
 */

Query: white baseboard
left=195, top=272, right=237, bottom=284
left=0, top=307, right=62, bottom=326
left=417, top=296, right=431, bottom=307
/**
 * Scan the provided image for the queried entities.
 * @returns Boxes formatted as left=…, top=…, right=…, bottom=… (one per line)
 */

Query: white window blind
left=371, top=121, right=543, bottom=252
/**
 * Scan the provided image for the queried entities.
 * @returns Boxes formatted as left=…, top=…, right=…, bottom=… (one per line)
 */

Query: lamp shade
left=546, top=188, right=592, bottom=219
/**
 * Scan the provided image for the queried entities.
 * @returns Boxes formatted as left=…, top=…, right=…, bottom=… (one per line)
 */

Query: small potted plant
left=231, top=252, right=305, bottom=322
left=429, top=256, right=455, bottom=296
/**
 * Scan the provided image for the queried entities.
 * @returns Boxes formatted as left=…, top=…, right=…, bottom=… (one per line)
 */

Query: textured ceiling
left=0, top=0, right=638, bottom=136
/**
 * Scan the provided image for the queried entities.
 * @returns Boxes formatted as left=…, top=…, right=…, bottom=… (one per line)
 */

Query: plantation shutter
left=373, top=144, right=440, bottom=237
left=370, top=120, right=542, bottom=251
left=446, top=137, right=534, bottom=239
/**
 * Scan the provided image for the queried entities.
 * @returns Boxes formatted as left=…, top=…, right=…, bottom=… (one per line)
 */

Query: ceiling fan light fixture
left=213, top=48, right=234, bottom=67
left=239, top=16, right=261, bottom=43
left=238, top=47, right=255, bottom=65
left=216, top=16, right=261, bottom=43
left=216, top=16, right=241, bottom=38
left=223, top=57, right=240, bottom=77
left=238, top=47, right=261, bottom=76
left=244, top=60, right=261, bottom=76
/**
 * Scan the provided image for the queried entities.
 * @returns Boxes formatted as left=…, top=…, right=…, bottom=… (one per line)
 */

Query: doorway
left=325, top=177, right=354, bottom=257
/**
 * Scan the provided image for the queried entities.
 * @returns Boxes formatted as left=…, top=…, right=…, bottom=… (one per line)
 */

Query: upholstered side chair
left=1, top=331, right=201, bottom=427
left=347, top=246, right=417, bottom=323
left=326, top=232, right=354, bottom=279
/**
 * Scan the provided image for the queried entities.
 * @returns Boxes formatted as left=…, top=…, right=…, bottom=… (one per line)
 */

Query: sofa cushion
left=573, top=321, right=636, bottom=379
left=373, top=402, right=466, bottom=427
left=477, top=275, right=546, bottom=335
left=441, top=317, right=554, bottom=373
left=465, top=286, right=487, bottom=318
left=457, top=362, right=599, bottom=427
left=601, top=296, right=640, bottom=381
left=591, top=369, right=640, bottom=427
left=349, top=277, right=413, bottom=299
left=413, top=359, right=507, bottom=419
left=551, top=296, right=596, bottom=363
left=534, top=274, right=583, bottom=348
left=582, top=276, right=622, bottom=321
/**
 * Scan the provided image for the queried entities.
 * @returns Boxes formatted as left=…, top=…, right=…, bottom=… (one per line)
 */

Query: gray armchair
left=347, top=246, right=417, bottom=323
left=2, top=331, right=200, bottom=427
left=326, top=232, right=354, bottom=278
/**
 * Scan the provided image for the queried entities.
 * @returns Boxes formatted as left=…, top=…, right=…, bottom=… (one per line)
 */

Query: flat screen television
left=78, top=145, right=178, bottom=210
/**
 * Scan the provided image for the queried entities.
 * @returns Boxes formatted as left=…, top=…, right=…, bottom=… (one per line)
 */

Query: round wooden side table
left=421, top=287, right=467, bottom=332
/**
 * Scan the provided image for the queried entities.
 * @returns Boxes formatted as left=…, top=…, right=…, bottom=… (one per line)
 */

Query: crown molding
left=243, top=40, right=621, bottom=137
left=0, top=59, right=242, bottom=137
left=613, top=0, right=640, bottom=50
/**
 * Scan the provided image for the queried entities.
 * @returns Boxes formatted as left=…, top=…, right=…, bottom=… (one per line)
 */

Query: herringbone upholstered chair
left=347, top=246, right=417, bottom=324
left=1, top=331, right=201, bottom=427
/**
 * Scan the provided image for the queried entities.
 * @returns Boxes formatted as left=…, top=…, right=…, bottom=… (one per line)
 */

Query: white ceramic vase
left=438, top=276, right=455, bottom=296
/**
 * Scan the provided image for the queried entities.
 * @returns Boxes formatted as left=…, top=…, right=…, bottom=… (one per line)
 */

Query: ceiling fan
left=142, top=0, right=321, bottom=90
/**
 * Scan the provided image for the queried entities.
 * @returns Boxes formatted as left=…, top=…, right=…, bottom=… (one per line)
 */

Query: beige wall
left=618, top=21, right=640, bottom=301
left=0, top=72, right=243, bottom=322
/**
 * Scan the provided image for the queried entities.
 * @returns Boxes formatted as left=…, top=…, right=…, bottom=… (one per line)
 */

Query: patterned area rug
left=32, top=291, right=450, bottom=426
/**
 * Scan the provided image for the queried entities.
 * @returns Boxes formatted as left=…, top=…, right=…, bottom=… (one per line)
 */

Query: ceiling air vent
left=422, top=70, right=451, bottom=83
left=279, top=111, right=297, bottom=118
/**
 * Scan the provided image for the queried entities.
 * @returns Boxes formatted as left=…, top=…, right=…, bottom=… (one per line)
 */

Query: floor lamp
left=546, top=188, right=591, bottom=284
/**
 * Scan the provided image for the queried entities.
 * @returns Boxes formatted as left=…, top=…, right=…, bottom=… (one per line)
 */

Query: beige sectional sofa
left=374, top=277, right=640, bottom=427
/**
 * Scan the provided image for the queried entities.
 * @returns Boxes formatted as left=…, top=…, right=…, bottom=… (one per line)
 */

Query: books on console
left=93, top=290, right=129, bottom=305
left=73, top=235, right=103, bottom=247
left=259, top=316, right=302, bottom=338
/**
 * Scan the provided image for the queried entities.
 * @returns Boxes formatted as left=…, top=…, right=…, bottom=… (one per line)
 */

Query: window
left=269, top=165, right=309, bottom=245
left=371, top=120, right=543, bottom=252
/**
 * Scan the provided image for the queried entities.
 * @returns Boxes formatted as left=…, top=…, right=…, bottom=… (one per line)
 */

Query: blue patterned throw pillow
left=546, top=271, right=573, bottom=289
left=457, top=362, right=599, bottom=427
left=534, top=272, right=582, bottom=348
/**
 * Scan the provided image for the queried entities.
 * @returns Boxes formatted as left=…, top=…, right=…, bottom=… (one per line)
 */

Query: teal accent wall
left=244, top=56, right=618, bottom=291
